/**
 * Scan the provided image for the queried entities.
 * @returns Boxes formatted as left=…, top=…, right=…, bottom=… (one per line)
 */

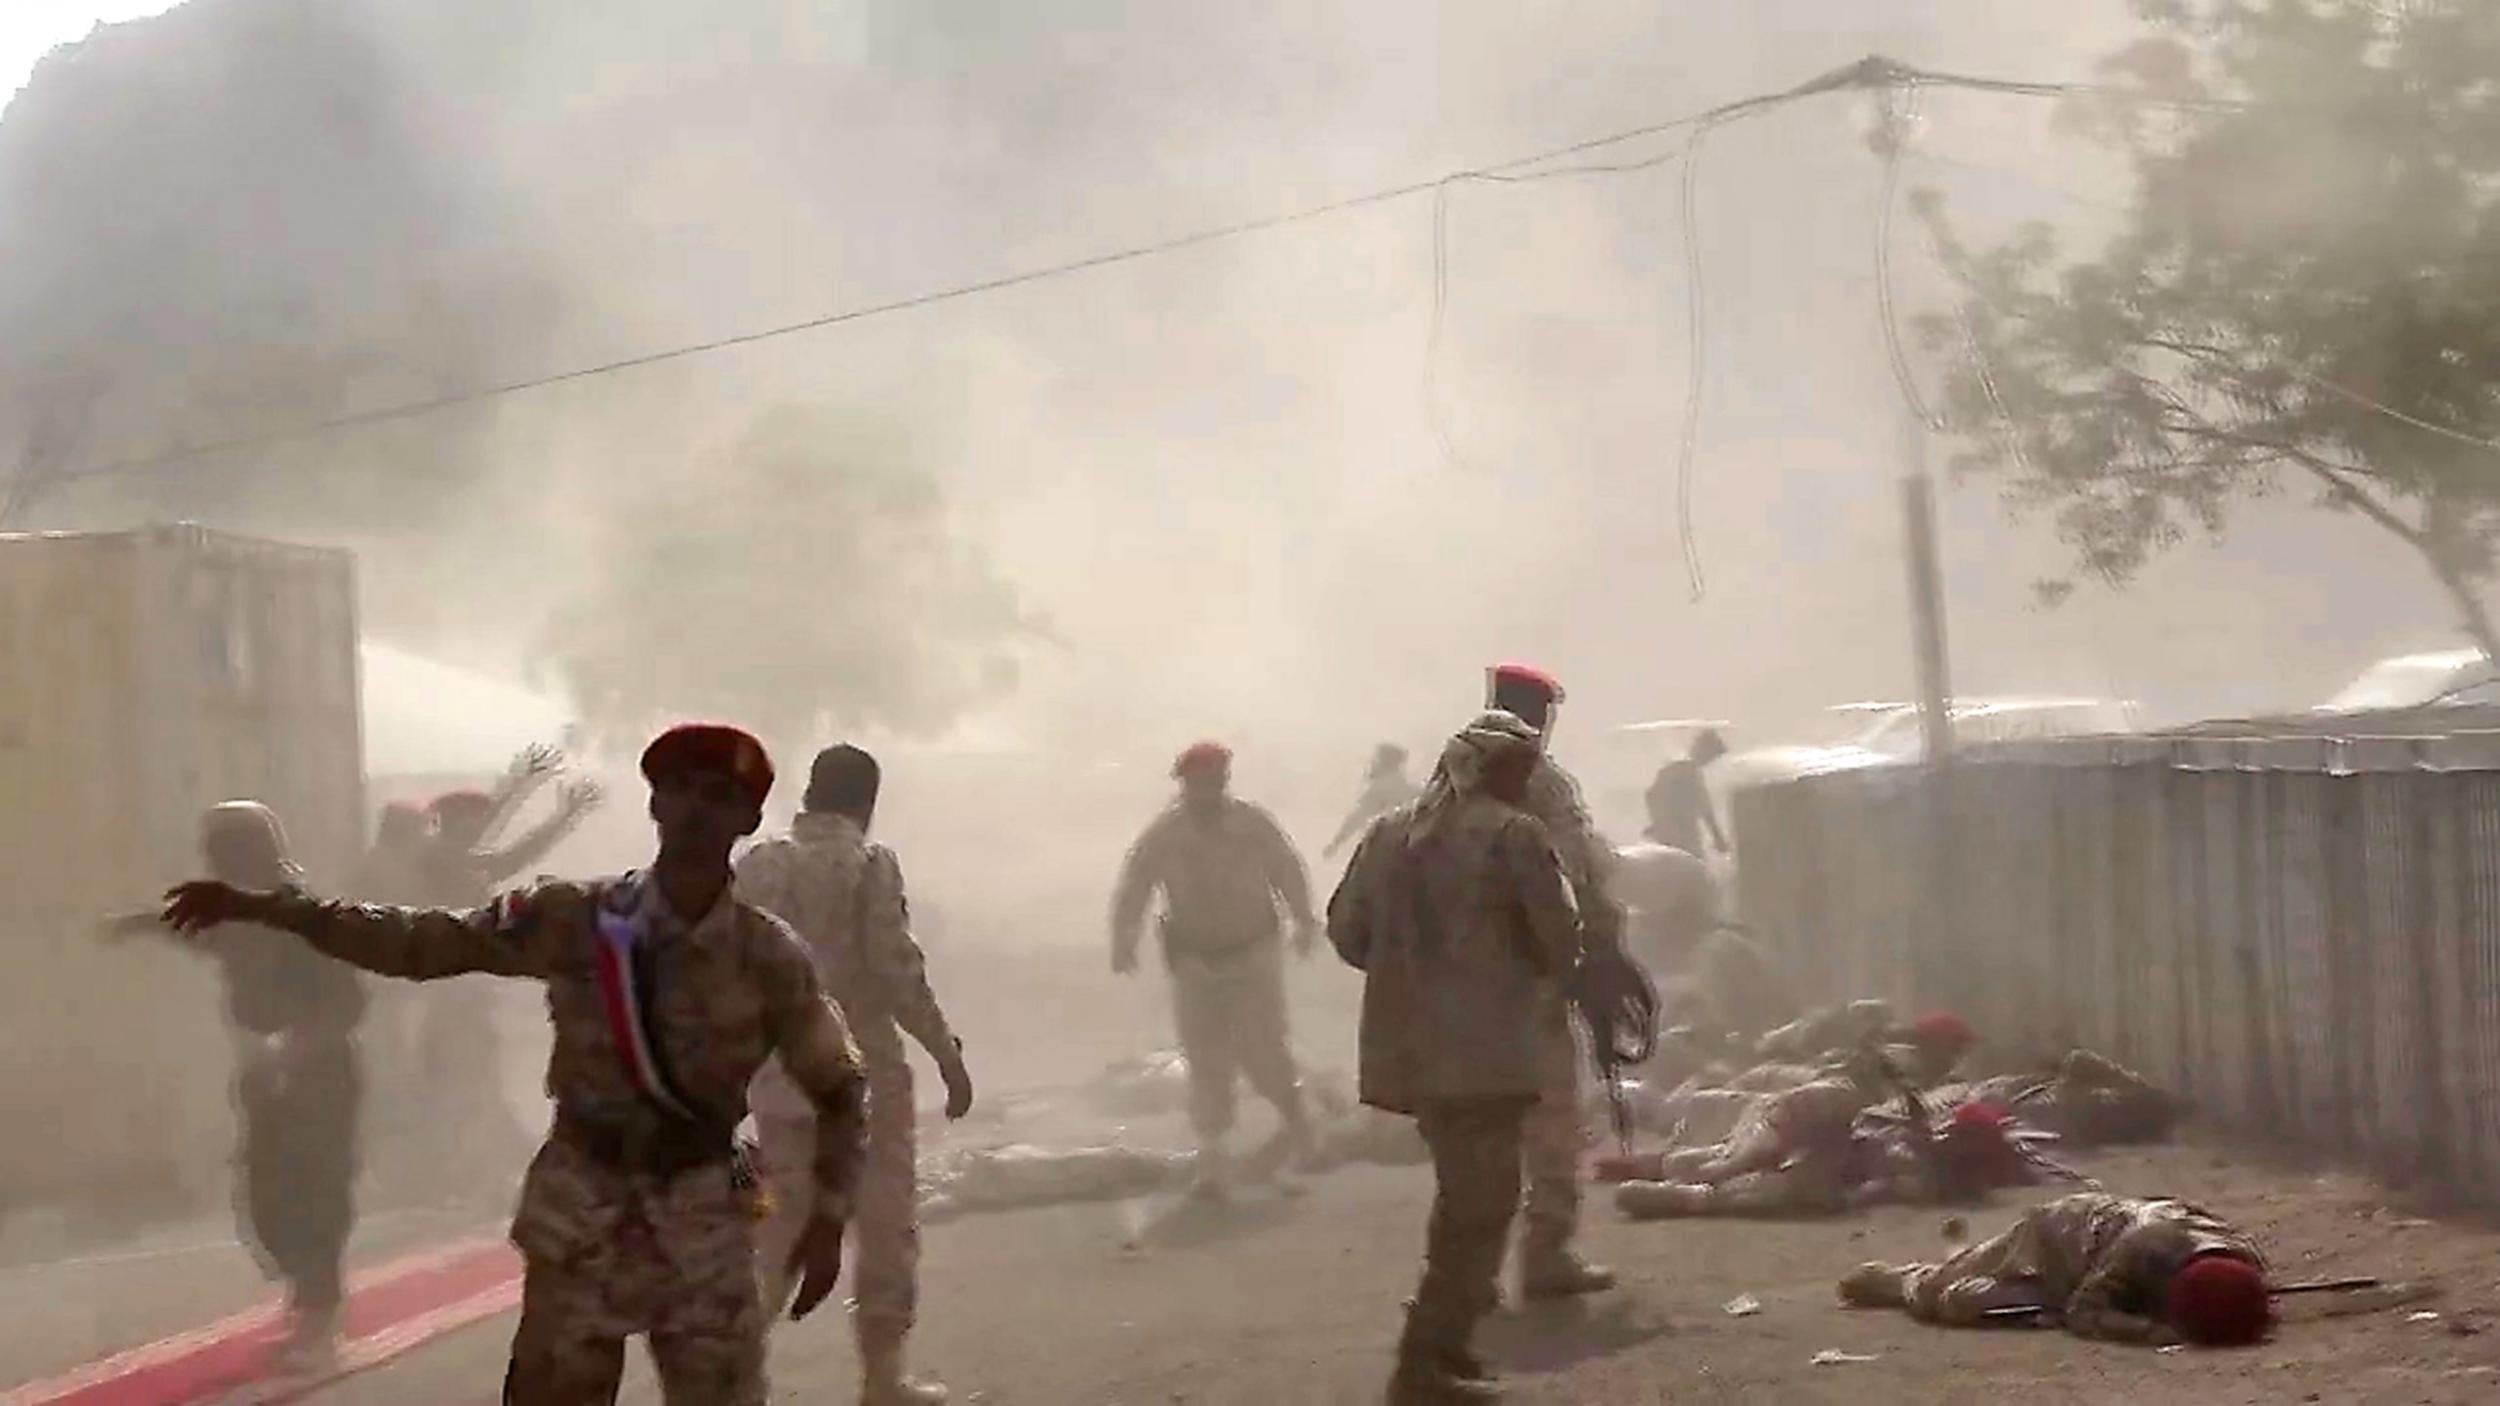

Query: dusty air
left=4, top=2, right=2499, bottom=1403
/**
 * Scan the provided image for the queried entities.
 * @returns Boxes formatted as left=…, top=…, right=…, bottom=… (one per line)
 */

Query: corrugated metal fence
left=1729, top=732, right=2500, bottom=1202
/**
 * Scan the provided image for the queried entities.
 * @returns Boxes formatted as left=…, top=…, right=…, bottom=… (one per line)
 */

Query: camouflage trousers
left=756, top=1058, right=921, bottom=1334
left=503, top=1211, right=765, bottom=1406
left=1520, top=1017, right=1583, bottom=1240
left=1166, top=940, right=1303, bottom=1144
left=1408, top=1097, right=1532, bottom=1350
left=1855, top=1227, right=2046, bottom=1326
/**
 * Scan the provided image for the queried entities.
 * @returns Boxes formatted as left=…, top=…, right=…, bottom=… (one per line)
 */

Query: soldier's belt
left=553, top=1106, right=734, bottom=1179
left=1157, top=924, right=1280, bottom=968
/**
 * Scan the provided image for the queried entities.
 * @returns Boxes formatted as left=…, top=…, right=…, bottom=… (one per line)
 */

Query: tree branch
left=2163, top=419, right=2426, bottom=546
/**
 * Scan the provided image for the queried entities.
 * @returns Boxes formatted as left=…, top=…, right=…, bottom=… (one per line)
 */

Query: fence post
left=2238, top=769, right=2283, bottom=1130
left=2403, top=760, right=2455, bottom=1186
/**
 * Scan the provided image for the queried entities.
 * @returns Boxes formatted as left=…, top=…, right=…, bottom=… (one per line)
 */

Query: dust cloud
left=0, top=0, right=2467, bottom=1256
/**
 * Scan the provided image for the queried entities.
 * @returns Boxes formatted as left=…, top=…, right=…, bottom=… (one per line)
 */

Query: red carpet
left=5, top=1237, right=521, bottom=1406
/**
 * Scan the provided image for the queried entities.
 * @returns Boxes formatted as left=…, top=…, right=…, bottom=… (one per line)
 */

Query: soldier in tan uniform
left=740, top=743, right=974, bottom=1406
left=1840, top=1192, right=2273, bottom=1347
left=1609, top=1053, right=1886, bottom=1219
left=1110, top=740, right=1319, bottom=1195
left=161, top=724, right=867, bottom=1406
left=1329, top=711, right=1582, bottom=1402
left=1484, top=664, right=1622, bottom=1298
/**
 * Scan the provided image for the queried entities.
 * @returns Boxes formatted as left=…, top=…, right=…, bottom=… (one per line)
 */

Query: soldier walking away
left=159, top=725, right=868, bottom=1406
left=1839, top=1191, right=2273, bottom=1347
left=1110, top=740, right=1320, bottom=1199
left=740, top=743, right=976, bottom=1406
left=1323, top=742, right=1421, bottom=860
left=1328, top=711, right=1583, bottom=1403
left=110, top=801, right=367, bottom=1374
left=1642, top=728, right=1730, bottom=856
left=1483, top=663, right=1626, bottom=1300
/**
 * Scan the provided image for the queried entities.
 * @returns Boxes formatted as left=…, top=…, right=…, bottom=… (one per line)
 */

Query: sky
left=0, top=0, right=180, bottom=105
left=0, top=0, right=2465, bottom=856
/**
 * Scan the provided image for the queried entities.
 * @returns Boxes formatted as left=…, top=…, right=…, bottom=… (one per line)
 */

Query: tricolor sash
left=589, top=876, right=701, bottom=1122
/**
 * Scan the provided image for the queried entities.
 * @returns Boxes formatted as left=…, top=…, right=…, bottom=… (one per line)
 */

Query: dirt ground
left=309, top=1138, right=2500, bottom=1405
left=15, top=939, right=2500, bottom=1403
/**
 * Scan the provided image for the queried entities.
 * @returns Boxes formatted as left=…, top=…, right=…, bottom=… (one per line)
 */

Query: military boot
left=1518, top=1227, right=1616, bottom=1301
left=1386, top=1311, right=1503, bottom=1403
left=858, top=1325, right=949, bottom=1406
left=273, top=1299, right=342, bottom=1378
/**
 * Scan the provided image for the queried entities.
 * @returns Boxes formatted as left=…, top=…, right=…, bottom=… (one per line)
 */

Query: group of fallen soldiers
left=115, top=660, right=2280, bottom=1406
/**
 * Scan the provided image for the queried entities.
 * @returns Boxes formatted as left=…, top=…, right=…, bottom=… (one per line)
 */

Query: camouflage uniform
left=1615, top=1073, right=1875, bottom=1219
left=738, top=813, right=956, bottom=1350
left=1110, top=797, right=1316, bottom=1168
left=1842, top=1193, right=2265, bottom=1343
left=1516, top=757, right=1624, bottom=1285
left=1956, top=1049, right=2183, bottom=1147
left=257, top=876, right=866, bottom=1405
left=1755, top=999, right=1898, bottom=1063
left=1327, top=734, right=1581, bottom=1387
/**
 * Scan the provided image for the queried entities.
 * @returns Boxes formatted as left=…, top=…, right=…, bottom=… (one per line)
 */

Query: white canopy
left=360, top=641, right=574, bottom=780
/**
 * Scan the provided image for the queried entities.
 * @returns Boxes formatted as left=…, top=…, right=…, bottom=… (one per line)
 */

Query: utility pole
left=1901, top=445, right=1954, bottom=764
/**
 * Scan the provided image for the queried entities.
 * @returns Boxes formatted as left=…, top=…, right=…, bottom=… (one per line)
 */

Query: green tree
left=541, top=403, right=1038, bottom=745
left=1922, top=0, right=2500, bottom=662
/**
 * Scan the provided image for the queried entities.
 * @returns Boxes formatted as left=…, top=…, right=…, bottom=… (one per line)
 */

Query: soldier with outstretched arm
left=160, top=725, right=866, bottom=1406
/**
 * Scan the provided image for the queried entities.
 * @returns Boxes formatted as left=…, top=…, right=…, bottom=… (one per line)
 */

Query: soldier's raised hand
left=557, top=778, right=605, bottom=817
left=784, top=1213, right=848, bottom=1320
left=161, top=880, right=253, bottom=936
left=511, top=742, right=564, bottom=779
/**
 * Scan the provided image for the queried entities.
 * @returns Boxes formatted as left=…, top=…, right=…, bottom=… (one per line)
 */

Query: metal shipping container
left=0, top=523, right=364, bottom=1223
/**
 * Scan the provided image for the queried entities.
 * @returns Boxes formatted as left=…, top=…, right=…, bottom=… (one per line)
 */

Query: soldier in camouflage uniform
left=1840, top=1192, right=2272, bottom=1346
left=1484, top=664, right=1620, bottom=1299
left=163, top=725, right=866, bottom=1406
left=1610, top=1053, right=1887, bottom=1219
left=740, top=744, right=975, bottom=1406
left=1111, top=740, right=1319, bottom=1195
left=1329, top=711, right=1583, bottom=1402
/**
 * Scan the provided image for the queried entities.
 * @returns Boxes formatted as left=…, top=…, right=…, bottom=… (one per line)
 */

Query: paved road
left=307, top=1145, right=2500, bottom=1405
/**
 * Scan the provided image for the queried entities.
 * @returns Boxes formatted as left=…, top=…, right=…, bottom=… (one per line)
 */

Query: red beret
left=1949, top=1099, right=2009, bottom=1133
left=641, top=723, right=774, bottom=807
left=1172, top=740, right=1233, bottom=778
left=1487, top=662, right=1566, bottom=704
left=2168, top=1254, right=2272, bottom=1347
left=429, top=789, right=495, bottom=820
left=1909, top=1012, right=1978, bottom=1050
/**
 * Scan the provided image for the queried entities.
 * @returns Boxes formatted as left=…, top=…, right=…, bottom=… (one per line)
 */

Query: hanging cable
left=1669, top=117, right=1725, bottom=603
left=1873, top=83, right=1949, bottom=434
left=12, top=54, right=2258, bottom=514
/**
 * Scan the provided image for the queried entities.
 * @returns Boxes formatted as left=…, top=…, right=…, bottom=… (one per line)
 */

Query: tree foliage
left=540, top=404, right=1038, bottom=745
left=1922, top=0, right=2500, bottom=657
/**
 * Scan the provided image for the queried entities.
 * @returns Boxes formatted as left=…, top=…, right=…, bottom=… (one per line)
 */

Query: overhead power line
left=14, top=55, right=2242, bottom=515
